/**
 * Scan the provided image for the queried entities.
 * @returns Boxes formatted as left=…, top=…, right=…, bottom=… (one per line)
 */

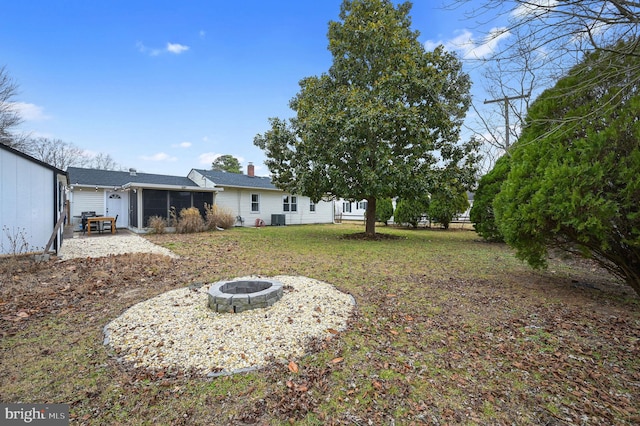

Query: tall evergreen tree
left=494, top=41, right=640, bottom=296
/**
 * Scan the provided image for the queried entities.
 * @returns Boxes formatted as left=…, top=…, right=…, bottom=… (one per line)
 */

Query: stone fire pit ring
left=208, top=279, right=283, bottom=313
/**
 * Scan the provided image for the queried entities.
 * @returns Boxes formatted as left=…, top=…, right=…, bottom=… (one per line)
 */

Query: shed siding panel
left=0, top=150, right=53, bottom=254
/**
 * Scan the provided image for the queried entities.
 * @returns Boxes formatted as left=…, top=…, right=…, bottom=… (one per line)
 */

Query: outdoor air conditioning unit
left=271, top=214, right=286, bottom=226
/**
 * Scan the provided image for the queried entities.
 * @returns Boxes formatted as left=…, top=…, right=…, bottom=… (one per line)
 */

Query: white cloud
left=11, top=102, right=50, bottom=121
left=167, top=42, right=189, bottom=54
left=424, top=27, right=510, bottom=60
left=199, top=30, right=206, bottom=39
left=140, top=152, right=177, bottom=162
left=136, top=41, right=162, bottom=56
left=511, top=0, right=558, bottom=19
left=172, top=141, right=192, bottom=148
left=136, top=41, right=190, bottom=56
left=198, top=152, right=220, bottom=165
left=424, top=40, right=442, bottom=51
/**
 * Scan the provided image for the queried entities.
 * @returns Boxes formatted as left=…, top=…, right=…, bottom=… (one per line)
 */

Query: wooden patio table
left=86, top=216, right=116, bottom=235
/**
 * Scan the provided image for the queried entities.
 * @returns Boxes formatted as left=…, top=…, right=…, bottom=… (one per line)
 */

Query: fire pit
left=208, top=279, right=283, bottom=313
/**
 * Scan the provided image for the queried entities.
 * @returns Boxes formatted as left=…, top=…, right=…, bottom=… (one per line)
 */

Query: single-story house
left=189, top=163, right=334, bottom=227
left=0, top=143, right=68, bottom=255
left=67, top=163, right=334, bottom=232
left=67, top=167, right=221, bottom=232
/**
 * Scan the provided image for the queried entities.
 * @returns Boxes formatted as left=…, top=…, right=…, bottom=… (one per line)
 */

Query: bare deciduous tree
left=449, top=0, right=640, bottom=170
left=0, top=66, right=23, bottom=146
left=450, top=1, right=639, bottom=62
left=1, top=67, right=123, bottom=171
left=88, top=152, right=120, bottom=170
left=466, top=26, right=556, bottom=171
left=23, top=137, right=87, bottom=170
left=21, top=137, right=122, bottom=171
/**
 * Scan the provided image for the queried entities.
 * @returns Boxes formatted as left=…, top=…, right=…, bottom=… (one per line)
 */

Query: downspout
left=332, top=199, right=337, bottom=224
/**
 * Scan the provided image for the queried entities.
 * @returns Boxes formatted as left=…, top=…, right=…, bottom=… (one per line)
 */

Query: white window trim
left=283, top=195, right=298, bottom=213
left=251, top=193, right=260, bottom=213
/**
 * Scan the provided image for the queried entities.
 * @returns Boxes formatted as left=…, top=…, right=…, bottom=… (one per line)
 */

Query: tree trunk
left=365, top=197, right=377, bottom=237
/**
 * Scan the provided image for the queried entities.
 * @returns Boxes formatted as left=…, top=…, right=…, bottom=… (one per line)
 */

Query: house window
left=310, top=201, right=316, bottom=212
left=283, top=195, right=297, bottom=212
left=357, top=201, right=368, bottom=210
left=251, top=194, right=260, bottom=212
left=343, top=201, right=352, bottom=213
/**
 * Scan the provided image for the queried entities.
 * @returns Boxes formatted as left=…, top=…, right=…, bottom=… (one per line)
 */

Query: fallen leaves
left=1, top=227, right=639, bottom=425
left=285, top=381, right=309, bottom=393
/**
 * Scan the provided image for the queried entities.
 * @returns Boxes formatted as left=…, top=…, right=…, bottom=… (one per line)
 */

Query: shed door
left=106, top=191, right=128, bottom=228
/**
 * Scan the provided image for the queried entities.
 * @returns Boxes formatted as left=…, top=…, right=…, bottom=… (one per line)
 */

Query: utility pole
left=484, top=93, right=530, bottom=150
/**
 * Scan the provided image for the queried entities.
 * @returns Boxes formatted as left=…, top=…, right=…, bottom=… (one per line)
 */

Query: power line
left=484, top=93, right=530, bottom=150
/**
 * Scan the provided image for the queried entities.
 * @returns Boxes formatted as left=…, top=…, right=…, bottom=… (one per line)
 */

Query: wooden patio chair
left=102, top=215, right=118, bottom=234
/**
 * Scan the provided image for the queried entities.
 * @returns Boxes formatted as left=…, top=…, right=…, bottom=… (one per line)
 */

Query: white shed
left=0, top=143, right=68, bottom=255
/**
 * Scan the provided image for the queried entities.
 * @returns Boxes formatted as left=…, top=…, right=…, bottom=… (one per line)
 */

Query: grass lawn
left=1, top=223, right=639, bottom=425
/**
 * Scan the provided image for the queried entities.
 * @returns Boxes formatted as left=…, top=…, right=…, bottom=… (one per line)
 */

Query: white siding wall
left=220, top=189, right=333, bottom=226
left=69, top=189, right=105, bottom=229
left=214, top=189, right=243, bottom=222
left=336, top=199, right=368, bottom=221
left=0, top=150, right=54, bottom=254
left=189, top=170, right=335, bottom=226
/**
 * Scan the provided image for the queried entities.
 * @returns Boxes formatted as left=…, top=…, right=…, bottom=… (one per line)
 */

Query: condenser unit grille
left=271, top=214, right=286, bottom=226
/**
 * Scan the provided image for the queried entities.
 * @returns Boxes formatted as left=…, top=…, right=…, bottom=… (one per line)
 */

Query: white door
left=106, top=191, right=128, bottom=228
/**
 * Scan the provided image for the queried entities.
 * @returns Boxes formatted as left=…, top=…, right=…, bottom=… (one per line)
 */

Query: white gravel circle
left=104, top=275, right=355, bottom=376
left=59, top=234, right=178, bottom=260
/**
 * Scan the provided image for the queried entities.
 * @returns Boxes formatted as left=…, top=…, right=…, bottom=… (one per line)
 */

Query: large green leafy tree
left=212, top=155, right=242, bottom=174
left=254, top=0, right=477, bottom=236
left=494, top=42, right=640, bottom=296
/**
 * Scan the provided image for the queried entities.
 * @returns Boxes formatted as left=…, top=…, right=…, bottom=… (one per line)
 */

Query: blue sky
left=2, top=0, right=508, bottom=177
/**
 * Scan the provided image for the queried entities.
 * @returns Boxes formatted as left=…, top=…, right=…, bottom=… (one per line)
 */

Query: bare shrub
left=147, top=216, right=167, bottom=234
left=176, top=207, right=205, bottom=234
left=204, top=203, right=236, bottom=230
left=1, top=226, right=38, bottom=255
left=169, top=207, right=178, bottom=228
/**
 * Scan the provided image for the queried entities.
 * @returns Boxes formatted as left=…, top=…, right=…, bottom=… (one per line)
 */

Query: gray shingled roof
left=193, top=169, right=278, bottom=190
left=67, top=167, right=200, bottom=188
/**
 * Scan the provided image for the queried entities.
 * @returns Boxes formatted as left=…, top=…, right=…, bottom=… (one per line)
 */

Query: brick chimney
left=247, top=162, right=254, bottom=177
